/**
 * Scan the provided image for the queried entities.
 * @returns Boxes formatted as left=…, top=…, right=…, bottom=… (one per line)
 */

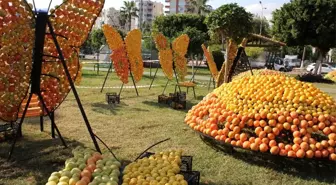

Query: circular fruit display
left=185, top=75, right=336, bottom=160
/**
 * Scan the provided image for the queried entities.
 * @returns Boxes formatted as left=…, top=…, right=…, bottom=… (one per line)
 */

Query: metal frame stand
left=8, top=12, right=101, bottom=159
left=100, top=63, right=113, bottom=92
left=149, top=67, right=159, bottom=90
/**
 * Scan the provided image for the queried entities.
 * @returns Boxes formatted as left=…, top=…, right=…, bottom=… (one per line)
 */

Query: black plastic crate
left=139, top=152, right=192, bottom=171
left=181, top=171, right=200, bottom=185
left=106, top=92, right=120, bottom=104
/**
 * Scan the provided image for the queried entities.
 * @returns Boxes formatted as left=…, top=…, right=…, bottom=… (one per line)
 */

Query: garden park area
left=0, top=0, right=336, bottom=185
left=1, top=66, right=336, bottom=185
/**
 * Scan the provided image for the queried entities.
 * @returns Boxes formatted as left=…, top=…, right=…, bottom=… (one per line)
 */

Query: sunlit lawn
left=0, top=68, right=335, bottom=185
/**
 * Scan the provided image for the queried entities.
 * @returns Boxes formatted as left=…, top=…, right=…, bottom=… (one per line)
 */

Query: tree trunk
left=313, top=51, right=323, bottom=75
left=300, top=46, right=306, bottom=68
left=129, top=16, right=132, bottom=31
left=224, top=40, right=230, bottom=83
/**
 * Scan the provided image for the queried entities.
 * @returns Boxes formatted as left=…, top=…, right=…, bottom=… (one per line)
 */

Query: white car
left=306, top=63, right=336, bottom=73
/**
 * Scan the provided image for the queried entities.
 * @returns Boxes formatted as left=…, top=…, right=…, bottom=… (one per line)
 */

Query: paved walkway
left=82, top=67, right=212, bottom=82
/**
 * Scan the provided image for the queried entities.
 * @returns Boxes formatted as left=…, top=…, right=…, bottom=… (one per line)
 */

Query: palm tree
left=120, top=1, right=139, bottom=31
left=187, top=0, right=212, bottom=15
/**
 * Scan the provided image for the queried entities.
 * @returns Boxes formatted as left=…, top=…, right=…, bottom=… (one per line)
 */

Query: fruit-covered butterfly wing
left=39, top=0, right=104, bottom=111
left=153, top=33, right=173, bottom=80
left=125, top=29, right=143, bottom=82
left=0, top=0, right=35, bottom=121
left=102, top=25, right=129, bottom=84
left=172, top=34, right=189, bottom=81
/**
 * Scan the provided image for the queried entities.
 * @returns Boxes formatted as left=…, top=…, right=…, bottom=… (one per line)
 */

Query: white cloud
left=245, top=2, right=282, bottom=20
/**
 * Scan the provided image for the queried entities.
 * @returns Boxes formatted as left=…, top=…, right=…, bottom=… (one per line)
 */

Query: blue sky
left=31, top=0, right=289, bottom=20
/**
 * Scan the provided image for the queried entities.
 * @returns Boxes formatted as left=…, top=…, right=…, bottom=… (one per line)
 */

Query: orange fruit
left=296, top=149, right=305, bottom=158
left=259, top=143, right=268, bottom=152
left=306, top=150, right=314, bottom=158
left=270, top=146, right=279, bottom=155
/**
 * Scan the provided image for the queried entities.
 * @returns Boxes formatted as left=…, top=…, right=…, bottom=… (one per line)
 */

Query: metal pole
left=47, top=20, right=101, bottom=153
left=100, top=63, right=113, bottom=92
left=149, top=67, right=159, bottom=90
left=8, top=93, right=33, bottom=160
left=130, top=71, right=139, bottom=96
left=162, top=79, right=170, bottom=95
left=119, top=83, right=124, bottom=96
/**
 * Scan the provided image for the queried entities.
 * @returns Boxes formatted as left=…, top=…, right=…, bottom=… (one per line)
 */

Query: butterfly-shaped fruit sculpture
left=0, top=0, right=104, bottom=122
left=102, top=25, right=144, bottom=83
left=201, top=44, right=218, bottom=80
left=154, top=33, right=190, bottom=81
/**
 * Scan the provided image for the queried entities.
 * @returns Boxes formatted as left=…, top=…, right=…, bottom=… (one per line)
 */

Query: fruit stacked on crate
left=324, top=70, right=336, bottom=82
left=121, top=150, right=198, bottom=185
left=45, top=147, right=121, bottom=185
left=185, top=75, right=336, bottom=160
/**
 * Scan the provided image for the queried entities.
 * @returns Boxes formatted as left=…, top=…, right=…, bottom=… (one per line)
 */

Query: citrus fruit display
left=125, top=29, right=144, bottom=82
left=154, top=33, right=174, bottom=80
left=201, top=44, right=218, bottom=80
left=46, top=146, right=121, bottom=185
left=102, top=25, right=129, bottom=84
left=324, top=70, right=336, bottom=82
left=232, top=69, right=286, bottom=81
left=172, top=34, right=190, bottom=81
left=121, top=150, right=188, bottom=185
left=185, top=75, right=336, bottom=160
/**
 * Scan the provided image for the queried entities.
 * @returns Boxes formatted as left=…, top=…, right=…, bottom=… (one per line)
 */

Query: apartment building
left=165, top=0, right=190, bottom=14
left=135, top=0, right=164, bottom=28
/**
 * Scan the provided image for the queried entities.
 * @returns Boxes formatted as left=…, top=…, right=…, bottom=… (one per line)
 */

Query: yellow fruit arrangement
left=232, top=69, right=286, bottom=81
left=121, top=150, right=188, bottom=185
left=185, top=75, right=336, bottom=160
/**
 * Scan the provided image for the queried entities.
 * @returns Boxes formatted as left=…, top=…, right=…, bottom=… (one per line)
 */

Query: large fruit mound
left=232, top=69, right=286, bottom=81
left=325, top=70, right=336, bottom=82
left=185, top=75, right=336, bottom=160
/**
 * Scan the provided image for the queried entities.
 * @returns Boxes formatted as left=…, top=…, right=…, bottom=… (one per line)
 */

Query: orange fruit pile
left=185, top=75, right=336, bottom=160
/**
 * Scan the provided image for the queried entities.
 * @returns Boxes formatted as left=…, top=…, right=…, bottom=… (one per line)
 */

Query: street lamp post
left=259, top=1, right=266, bottom=35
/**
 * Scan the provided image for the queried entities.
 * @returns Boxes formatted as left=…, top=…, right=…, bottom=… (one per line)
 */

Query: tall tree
left=120, top=1, right=139, bottom=31
left=205, top=3, right=252, bottom=85
left=272, top=0, right=336, bottom=74
left=152, top=14, right=209, bottom=57
left=251, top=16, right=270, bottom=35
left=187, top=0, right=212, bottom=15
left=91, top=29, right=106, bottom=52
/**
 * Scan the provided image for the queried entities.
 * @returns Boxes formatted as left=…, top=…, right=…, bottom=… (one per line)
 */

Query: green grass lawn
left=0, top=70, right=336, bottom=185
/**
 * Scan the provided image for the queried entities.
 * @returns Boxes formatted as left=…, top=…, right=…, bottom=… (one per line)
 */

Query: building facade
left=135, top=0, right=164, bottom=28
left=165, top=0, right=189, bottom=14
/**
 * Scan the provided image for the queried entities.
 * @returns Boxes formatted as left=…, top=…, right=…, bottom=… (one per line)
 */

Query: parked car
left=273, top=57, right=292, bottom=72
left=79, top=53, right=85, bottom=59
left=306, top=63, right=336, bottom=73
